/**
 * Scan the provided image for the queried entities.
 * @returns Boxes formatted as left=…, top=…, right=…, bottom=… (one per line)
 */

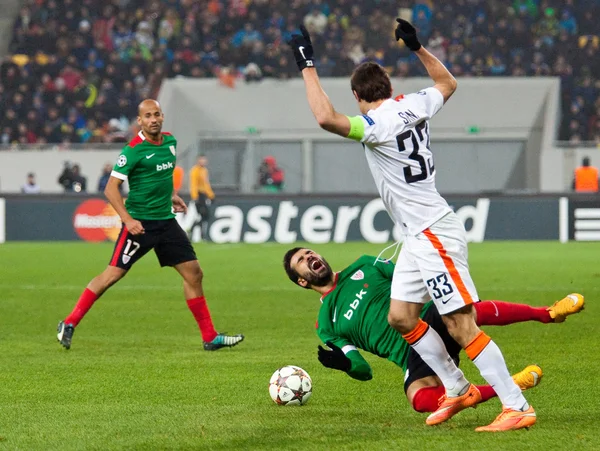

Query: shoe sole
left=475, top=416, right=537, bottom=432
left=204, top=336, right=245, bottom=351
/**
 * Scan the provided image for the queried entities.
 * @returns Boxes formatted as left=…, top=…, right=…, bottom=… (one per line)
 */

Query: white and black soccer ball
left=269, top=365, right=312, bottom=406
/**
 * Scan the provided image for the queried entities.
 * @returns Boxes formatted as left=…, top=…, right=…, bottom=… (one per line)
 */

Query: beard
left=305, top=258, right=333, bottom=287
left=145, top=123, right=162, bottom=137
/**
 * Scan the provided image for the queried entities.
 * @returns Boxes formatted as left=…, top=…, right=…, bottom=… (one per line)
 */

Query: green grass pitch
left=0, top=241, right=598, bottom=450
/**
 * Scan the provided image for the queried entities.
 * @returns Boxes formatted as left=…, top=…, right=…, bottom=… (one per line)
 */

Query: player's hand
left=172, top=194, right=188, bottom=213
left=287, top=25, right=315, bottom=71
left=317, top=341, right=351, bottom=372
left=394, top=18, right=422, bottom=51
left=124, top=218, right=144, bottom=235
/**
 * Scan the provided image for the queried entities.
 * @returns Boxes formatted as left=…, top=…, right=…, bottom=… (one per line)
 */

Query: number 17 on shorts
left=109, top=225, right=151, bottom=270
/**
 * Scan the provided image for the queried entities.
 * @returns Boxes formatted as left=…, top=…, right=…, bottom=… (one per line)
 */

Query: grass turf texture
left=0, top=241, right=598, bottom=451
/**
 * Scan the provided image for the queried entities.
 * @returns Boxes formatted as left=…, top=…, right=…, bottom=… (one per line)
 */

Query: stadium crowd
left=1, top=0, right=599, bottom=146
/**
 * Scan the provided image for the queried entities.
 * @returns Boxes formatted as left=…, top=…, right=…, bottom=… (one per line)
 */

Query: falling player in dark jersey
left=57, top=100, right=244, bottom=351
left=283, top=247, right=584, bottom=414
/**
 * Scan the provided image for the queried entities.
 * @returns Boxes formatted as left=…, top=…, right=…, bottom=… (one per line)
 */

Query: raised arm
left=395, top=18, right=457, bottom=103
left=414, top=48, right=457, bottom=103
left=288, top=26, right=351, bottom=138
left=302, top=68, right=351, bottom=137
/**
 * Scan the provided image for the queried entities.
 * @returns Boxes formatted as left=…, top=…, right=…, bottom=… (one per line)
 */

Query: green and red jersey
left=317, top=255, right=433, bottom=380
left=111, top=131, right=177, bottom=220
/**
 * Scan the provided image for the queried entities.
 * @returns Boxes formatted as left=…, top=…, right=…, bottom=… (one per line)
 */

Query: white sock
left=411, top=327, right=469, bottom=397
left=472, top=340, right=529, bottom=411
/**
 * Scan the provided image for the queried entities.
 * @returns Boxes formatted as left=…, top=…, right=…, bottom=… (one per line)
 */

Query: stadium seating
left=1, top=0, right=598, bottom=145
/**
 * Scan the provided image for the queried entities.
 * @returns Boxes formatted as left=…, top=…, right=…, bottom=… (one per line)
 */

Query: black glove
left=394, top=18, right=422, bottom=51
left=287, top=25, right=315, bottom=71
left=317, top=341, right=351, bottom=372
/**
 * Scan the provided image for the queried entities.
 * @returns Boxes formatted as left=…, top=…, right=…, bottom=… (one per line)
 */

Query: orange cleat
left=475, top=405, right=536, bottom=432
left=547, top=293, right=584, bottom=323
left=426, top=384, right=482, bottom=426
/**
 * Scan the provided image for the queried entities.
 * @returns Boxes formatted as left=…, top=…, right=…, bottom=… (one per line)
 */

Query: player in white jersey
left=287, top=20, right=536, bottom=432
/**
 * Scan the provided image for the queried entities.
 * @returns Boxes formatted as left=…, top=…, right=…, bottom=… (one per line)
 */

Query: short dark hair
left=283, top=247, right=309, bottom=289
left=350, top=62, right=392, bottom=103
left=583, top=157, right=591, bottom=167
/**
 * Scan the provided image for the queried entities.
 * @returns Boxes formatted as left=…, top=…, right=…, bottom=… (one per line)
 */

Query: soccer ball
left=269, top=365, right=312, bottom=406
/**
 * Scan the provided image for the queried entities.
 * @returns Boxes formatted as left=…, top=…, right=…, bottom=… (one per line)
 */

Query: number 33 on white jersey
left=346, top=87, right=452, bottom=236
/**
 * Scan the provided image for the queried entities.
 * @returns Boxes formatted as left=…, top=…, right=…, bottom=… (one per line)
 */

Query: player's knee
left=387, top=311, right=416, bottom=335
left=443, top=306, right=478, bottom=346
left=187, top=266, right=203, bottom=287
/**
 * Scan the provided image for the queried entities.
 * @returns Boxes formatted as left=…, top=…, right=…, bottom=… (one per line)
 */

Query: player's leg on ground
left=64, top=266, right=128, bottom=325
left=175, top=260, right=216, bottom=341
left=407, top=377, right=497, bottom=413
left=404, top=308, right=496, bottom=415
left=174, top=260, right=244, bottom=350
left=390, top=236, right=481, bottom=424
left=388, top=300, right=469, bottom=397
left=443, top=306, right=536, bottom=430
left=58, top=266, right=127, bottom=349
left=475, top=300, right=552, bottom=326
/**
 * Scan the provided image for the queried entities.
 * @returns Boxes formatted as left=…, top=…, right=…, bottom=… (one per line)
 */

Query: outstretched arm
left=318, top=340, right=373, bottom=381
left=414, top=48, right=457, bottom=103
left=288, top=25, right=351, bottom=137
left=394, top=18, right=457, bottom=103
left=302, top=68, right=351, bottom=137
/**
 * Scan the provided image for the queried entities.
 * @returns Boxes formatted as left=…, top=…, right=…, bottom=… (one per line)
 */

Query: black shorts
left=403, top=306, right=462, bottom=392
left=109, top=219, right=197, bottom=270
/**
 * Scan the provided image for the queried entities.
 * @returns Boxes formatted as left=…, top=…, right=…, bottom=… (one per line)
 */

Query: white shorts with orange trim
left=391, top=212, right=479, bottom=315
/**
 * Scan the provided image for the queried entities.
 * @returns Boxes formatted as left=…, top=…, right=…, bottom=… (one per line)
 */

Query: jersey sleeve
left=346, top=114, right=386, bottom=146
left=111, top=145, right=139, bottom=180
left=404, top=87, right=444, bottom=119
left=318, top=326, right=373, bottom=381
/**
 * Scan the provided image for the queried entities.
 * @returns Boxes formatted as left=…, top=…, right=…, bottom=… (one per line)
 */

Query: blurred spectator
left=244, top=63, right=263, bottom=82
left=257, top=156, right=284, bottom=192
left=21, top=172, right=41, bottom=194
left=304, top=8, right=328, bottom=35
left=58, top=161, right=87, bottom=193
left=97, top=162, right=118, bottom=193
left=58, top=161, right=74, bottom=192
left=573, top=157, right=599, bottom=193
left=3, top=0, right=600, bottom=144
left=70, top=164, right=87, bottom=193
left=105, top=118, right=128, bottom=143
left=173, top=165, right=184, bottom=194
left=189, top=156, right=215, bottom=241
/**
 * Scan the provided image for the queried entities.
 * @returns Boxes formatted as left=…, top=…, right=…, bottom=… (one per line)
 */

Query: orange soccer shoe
left=426, top=384, right=482, bottom=426
left=547, top=293, right=584, bottom=323
left=475, top=405, right=537, bottom=432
